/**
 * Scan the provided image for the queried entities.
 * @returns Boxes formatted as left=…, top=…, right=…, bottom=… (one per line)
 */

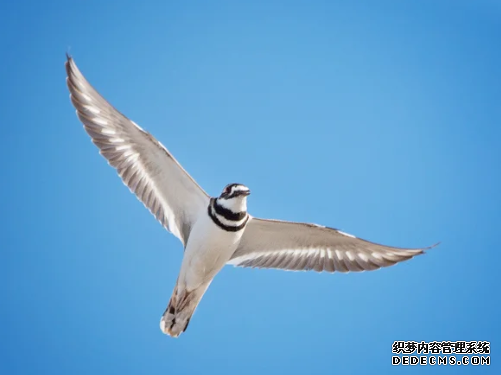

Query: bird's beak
left=227, top=189, right=251, bottom=198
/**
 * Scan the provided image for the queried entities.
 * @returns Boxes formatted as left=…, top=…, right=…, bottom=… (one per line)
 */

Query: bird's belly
left=179, top=215, right=242, bottom=290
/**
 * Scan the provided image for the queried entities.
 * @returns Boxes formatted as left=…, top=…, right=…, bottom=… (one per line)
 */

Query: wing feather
left=66, top=56, right=209, bottom=246
left=228, top=218, right=437, bottom=273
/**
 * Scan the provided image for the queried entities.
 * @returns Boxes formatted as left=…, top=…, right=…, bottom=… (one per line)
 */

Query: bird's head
left=217, top=183, right=251, bottom=212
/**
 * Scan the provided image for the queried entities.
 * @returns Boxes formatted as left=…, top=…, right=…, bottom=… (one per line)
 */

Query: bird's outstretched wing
left=228, top=217, right=437, bottom=272
left=66, top=56, right=209, bottom=246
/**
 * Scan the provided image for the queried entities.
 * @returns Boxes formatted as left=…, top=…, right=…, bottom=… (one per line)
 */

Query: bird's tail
left=159, top=283, right=208, bottom=338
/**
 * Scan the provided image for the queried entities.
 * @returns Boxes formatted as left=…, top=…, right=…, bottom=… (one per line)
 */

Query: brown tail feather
left=159, top=284, right=208, bottom=338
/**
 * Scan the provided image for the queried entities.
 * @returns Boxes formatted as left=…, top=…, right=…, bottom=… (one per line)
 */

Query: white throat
left=217, top=196, right=247, bottom=213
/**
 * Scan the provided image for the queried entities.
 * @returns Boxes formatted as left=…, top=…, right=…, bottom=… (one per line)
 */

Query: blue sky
left=1, top=0, right=500, bottom=374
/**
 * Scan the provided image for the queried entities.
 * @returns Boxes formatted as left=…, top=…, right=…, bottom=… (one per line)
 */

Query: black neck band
left=208, top=199, right=248, bottom=232
left=213, top=199, right=247, bottom=221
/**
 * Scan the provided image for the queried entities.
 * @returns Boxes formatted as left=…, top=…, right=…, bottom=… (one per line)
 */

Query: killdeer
left=65, top=56, right=437, bottom=338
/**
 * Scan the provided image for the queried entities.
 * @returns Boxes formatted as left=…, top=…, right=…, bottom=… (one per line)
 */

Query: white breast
left=178, top=211, right=245, bottom=290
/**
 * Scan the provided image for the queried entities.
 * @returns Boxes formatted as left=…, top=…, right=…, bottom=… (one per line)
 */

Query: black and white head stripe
left=219, top=183, right=250, bottom=199
left=208, top=198, right=249, bottom=232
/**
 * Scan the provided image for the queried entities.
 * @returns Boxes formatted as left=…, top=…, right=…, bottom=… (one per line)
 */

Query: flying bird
left=65, top=56, right=437, bottom=337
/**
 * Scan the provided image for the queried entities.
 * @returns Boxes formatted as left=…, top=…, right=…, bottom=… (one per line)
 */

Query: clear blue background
left=1, top=0, right=499, bottom=374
